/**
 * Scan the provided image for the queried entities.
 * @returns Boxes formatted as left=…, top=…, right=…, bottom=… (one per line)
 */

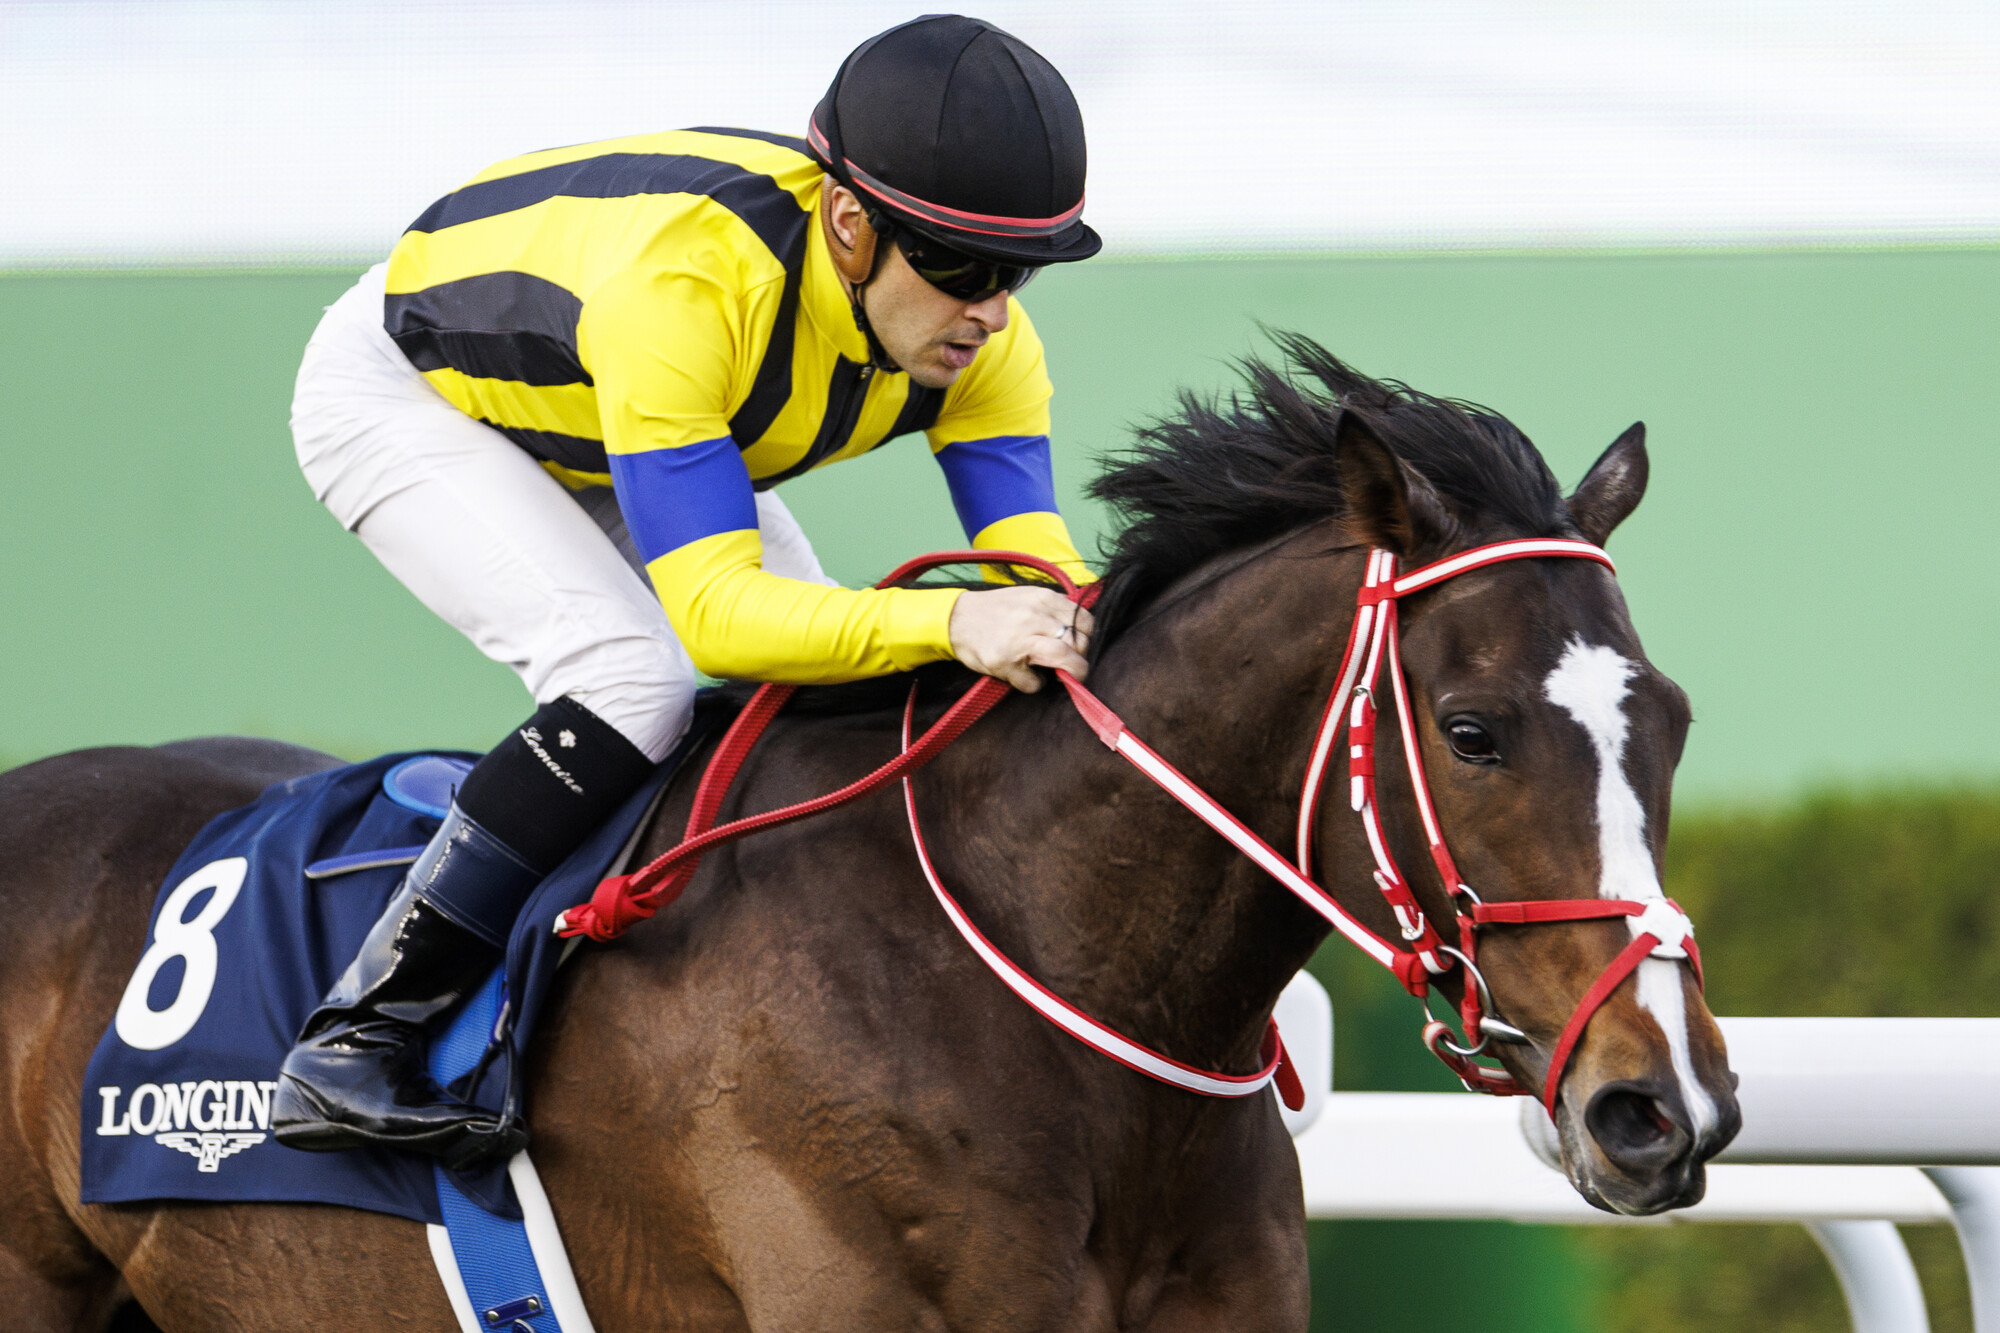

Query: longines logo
left=95, top=1079, right=279, bottom=1173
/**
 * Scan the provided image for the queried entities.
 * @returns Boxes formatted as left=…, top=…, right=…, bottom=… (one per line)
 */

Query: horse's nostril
left=1585, top=1083, right=1690, bottom=1175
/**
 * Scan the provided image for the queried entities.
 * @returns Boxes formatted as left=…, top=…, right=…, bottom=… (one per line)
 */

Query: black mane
left=1085, top=333, right=1568, bottom=646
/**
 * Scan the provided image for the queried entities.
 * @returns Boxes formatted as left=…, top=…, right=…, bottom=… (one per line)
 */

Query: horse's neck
left=928, top=534, right=1372, bottom=1072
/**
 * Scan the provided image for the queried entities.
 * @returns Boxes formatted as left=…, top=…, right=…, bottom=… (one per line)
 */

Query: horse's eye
left=1445, top=718, right=1499, bottom=763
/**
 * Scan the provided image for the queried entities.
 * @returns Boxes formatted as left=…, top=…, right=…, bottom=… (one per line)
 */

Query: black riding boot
left=275, top=696, right=657, bottom=1167
left=272, top=803, right=540, bottom=1168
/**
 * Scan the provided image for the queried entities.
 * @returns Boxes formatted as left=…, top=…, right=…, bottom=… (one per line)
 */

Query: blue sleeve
left=605, top=437, right=759, bottom=564
left=932, top=434, right=1060, bottom=541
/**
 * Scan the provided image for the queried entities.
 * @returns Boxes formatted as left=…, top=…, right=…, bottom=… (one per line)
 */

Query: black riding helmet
left=808, top=14, right=1102, bottom=269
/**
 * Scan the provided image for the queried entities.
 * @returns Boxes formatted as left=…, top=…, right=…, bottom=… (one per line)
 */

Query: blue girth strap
left=426, top=971, right=592, bottom=1333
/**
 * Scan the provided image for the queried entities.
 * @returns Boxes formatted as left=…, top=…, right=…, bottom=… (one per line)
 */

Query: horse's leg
left=1132, top=1240, right=1310, bottom=1333
left=1131, top=1139, right=1311, bottom=1333
left=0, top=936, right=119, bottom=1330
left=0, top=750, right=215, bottom=1333
left=106, top=1300, right=162, bottom=1333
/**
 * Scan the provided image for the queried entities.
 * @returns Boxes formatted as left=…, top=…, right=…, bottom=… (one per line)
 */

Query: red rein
left=558, top=553, right=1083, bottom=943
left=557, top=544, right=1703, bottom=1119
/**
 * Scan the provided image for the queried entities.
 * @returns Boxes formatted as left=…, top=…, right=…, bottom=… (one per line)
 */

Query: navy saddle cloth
left=80, top=714, right=712, bottom=1224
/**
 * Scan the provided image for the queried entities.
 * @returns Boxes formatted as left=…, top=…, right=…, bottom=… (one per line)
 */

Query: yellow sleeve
left=972, top=513, right=1093, bottom=586
left=649, top=531, right=962, bottom=683
left=581, top=265, right=963, bottom=681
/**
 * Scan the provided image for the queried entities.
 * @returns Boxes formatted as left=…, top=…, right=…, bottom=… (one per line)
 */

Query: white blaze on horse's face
left=1542, top=638, right=1718, bottom=1139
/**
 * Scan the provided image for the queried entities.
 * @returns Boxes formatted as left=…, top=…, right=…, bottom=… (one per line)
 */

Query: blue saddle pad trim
left=431, top=972, right=567, bottom=1333
left=304, top=845, right=426, bottom=880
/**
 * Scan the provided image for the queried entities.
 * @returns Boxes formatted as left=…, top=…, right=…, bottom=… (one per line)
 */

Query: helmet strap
left=852, top=298, right=900, bottom=374
left=821, top=183, right=902, bottom=373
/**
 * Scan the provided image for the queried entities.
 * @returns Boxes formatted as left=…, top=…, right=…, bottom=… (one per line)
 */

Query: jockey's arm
left=582, top=267, right=1091, bottom=688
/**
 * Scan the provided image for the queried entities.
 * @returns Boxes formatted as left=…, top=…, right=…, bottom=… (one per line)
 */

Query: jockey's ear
left=1334, top=408, right=1455, bottom=559
left=822, top=180, right=878, bottom=287
left=1567, top=423, right=1648, bottom=548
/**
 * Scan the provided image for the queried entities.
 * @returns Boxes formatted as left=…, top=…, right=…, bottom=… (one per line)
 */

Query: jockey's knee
left=542, top=634, right=698, bottom=765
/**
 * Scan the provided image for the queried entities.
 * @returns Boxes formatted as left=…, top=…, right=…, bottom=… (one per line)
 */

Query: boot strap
left=412, top=805, right=545, bottom=947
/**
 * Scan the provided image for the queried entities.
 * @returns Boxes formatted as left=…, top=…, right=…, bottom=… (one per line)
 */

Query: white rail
left=1275, top=979, right=2000, bottom=1333
left=1811, top=1223, right=1934, bottom=1333
left=1719, top=1018, right=2000, bottom=1164
left=1293, top=1093, right=1951, bottom=1224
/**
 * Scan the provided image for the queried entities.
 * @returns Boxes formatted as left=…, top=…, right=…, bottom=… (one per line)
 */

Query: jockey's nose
left=966, top=291, right=1010, bottom=331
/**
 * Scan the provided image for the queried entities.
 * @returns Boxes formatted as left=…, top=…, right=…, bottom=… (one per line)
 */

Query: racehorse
left=0, top=338, right=1738, bottom=1331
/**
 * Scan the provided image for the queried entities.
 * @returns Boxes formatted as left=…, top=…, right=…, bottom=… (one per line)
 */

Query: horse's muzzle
left=1574, top=1076, right=1742, bottom=1215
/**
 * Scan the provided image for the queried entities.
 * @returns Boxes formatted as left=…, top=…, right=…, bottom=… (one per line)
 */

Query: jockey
left=274, top=15, right=1101, bottom=1168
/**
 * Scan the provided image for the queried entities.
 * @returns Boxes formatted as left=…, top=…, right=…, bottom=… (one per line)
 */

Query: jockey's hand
left=947, top=586, right=1094, bottom=693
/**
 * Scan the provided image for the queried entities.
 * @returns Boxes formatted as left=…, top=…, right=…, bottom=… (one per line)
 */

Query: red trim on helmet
left=808, top=114, right=1085, bottom=241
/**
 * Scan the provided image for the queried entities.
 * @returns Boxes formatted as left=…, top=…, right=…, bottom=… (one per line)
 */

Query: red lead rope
left=558, top=542, right=1704, bottom=1120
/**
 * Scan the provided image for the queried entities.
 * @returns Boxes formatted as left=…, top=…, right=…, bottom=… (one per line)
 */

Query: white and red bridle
left=899, top=538, right=1703, bottom=1117
left=565, top=540, right=1703, bottom=1119
left=1287, top=539, right=1702, bottom=1109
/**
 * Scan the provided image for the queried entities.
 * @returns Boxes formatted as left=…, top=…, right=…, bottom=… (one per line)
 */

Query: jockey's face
left=824, top=184, right=1013, bottom=389
left=864, top=240, right=1013, bottom=389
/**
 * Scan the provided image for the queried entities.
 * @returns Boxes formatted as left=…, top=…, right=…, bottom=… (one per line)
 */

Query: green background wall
left=4, top=247, right=1996, bottom=797
left=4, top=248, right=1996, bottom=1330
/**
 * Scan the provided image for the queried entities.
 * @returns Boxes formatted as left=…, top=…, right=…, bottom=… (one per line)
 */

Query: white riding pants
left=291, top=263, right=832, bottom=762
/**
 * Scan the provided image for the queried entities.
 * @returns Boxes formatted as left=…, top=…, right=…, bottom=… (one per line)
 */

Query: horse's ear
left=1334, top=409, right=1454, bottom=556
left=1567, top=423, right=1648, bottom=547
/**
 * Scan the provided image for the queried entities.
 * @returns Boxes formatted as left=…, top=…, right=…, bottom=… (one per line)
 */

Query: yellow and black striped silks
left=383, top=128, right=1088, bottom=683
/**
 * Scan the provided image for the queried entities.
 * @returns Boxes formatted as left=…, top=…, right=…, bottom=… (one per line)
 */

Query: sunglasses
left=879, top=218, right=1040, bottom=302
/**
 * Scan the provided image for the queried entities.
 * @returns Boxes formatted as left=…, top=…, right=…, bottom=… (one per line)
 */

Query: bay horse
left=0, top=339, right=1738, bottom=1331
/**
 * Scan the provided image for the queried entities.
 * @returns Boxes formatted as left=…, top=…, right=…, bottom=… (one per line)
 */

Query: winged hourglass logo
left=154, top=1131, right=266, bottom=1173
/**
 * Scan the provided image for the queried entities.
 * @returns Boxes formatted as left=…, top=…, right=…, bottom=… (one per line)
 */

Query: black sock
left=454, top=697, right=657, bottom=873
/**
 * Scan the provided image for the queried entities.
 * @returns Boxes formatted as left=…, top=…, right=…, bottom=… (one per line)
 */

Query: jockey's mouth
left=938, top=336, right=986, bottom=370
